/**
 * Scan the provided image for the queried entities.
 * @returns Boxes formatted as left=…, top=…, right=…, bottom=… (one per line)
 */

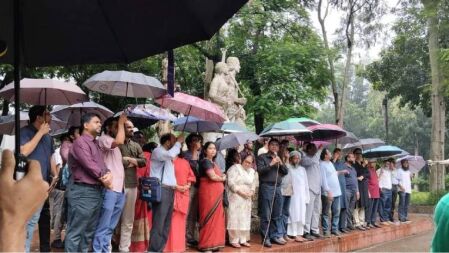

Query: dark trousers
left=391, top=184, right=399, bottom=221
left=258, top=183, right=284, bottom=241
left=281, top=196, right=291, bottom=237
left=342, top=190, right=356, bottom=229
left=65, top=184, right=104, bottom=252
left=398, top=192, right=410, bottom=222
left=366, top=198, right=380, bottom=225
left=321, top=195, right=341, bottom=233
left=379, top=189, right=392, bottom=222
left=149, top=187, right=175, bottom=252
left=186, top=186, right=199, bottom=243
left=38, top=199, right=51, bottom=252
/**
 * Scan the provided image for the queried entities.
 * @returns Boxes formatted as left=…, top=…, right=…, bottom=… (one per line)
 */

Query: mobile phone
left=15, top=153, right=29, bottom=180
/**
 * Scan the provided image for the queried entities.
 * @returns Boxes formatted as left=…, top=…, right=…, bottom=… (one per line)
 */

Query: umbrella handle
left=181, top=106, right=192, bottom=133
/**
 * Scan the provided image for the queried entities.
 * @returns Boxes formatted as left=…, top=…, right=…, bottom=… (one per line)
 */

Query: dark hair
left=268, top=138, right=280, bottom=145
left=241, top=152, right=254, bottom=163
left=102, top=116, right=119, bottom=134
left=387, top=157, right=395, bottom=163
left=200, top=141, right=217, bottom=160
left=225, top=148, right=240, bottom=170
left=353, top=148, right=363, bottom=155
left=345, top=153, right=354, bottom=162
left=81, top=113, right=101, bottom=130
left=29, top=105, right=46, bottom=123
left=186, top=133, right=202, bottom=148
left=59, top=133, right=70, bottom=143
left=68, top=126, right=80, bottom=138
left=280, top=139, right=290, bottom=147
left=305, top=142, right=316, bottom=152
left=142, top=142, right=158, bottom=153
left=160, top=133, right=174, bottom=146
left=133, top=131, right=144, bottom=137
left=320, top=148, right=329, bottom=160
left=333, top=148, right=342, bottom=154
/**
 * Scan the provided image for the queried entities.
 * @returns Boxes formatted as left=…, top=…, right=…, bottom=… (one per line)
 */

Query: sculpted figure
left=226, top=57, right=247, bottom=126
left=208, top=62, right=231, bottom=121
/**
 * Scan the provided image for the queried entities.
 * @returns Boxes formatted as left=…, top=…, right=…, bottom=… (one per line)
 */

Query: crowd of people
left=19, top=105, right=415, bottom=252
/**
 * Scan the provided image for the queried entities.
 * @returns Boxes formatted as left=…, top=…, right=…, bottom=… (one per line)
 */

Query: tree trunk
left=338, top=19, right=355, bottom=128
left=318, top=0, right=340, bottom=125
left=423, top=0, right=446, bottom=191
left=203, top=58, right=214, bottom=99
left=250, top=29, right=263, bottom=134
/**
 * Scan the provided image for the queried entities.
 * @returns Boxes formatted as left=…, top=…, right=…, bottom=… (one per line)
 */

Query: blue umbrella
left=363, top=145, right=404, bottom=158
left=259, top=120, right=311, bottom=137
left=173, top=116, right=223, bottom=133
left=216, top=132, right=259, bottom=151
left=221, top=122, right=248, bottom=133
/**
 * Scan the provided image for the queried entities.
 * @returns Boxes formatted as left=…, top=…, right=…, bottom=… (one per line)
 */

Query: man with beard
left=257, top=139, right=288, bottom=247
left=93, top=114, right=127, bottom=252
left=118, top=120, right=147, bottom=252
left=396, top=160, right=412, bottom=223
left=341, top=153, right=360, bottom=232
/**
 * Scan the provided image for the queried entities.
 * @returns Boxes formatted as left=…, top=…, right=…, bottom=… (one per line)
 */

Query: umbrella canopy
left=363, top=145, right=404, bottom=159
left=285, top=117, right=321, bottom=127
left=155, top=92, right=226, bottom=123
left=173, top=116, right=222, bottom=133
left=216, top=132, right=259, bottom=151
left=338, top=131, right=359, bottom=144
left=83, top=70, right=166, bottom=98
left=0, top=0, right=248, bottom=66
left=52, top=101, right=113, bottom=127
left=396, top=155, right=426, bottom=174
left=259, top=121, right=312, bottom=137
left=221, top=122, right=249, bottom=133
left=0, top=111, right=66, bottom=135
left=117, top=104, right=176, bottom=129
left=297, top=124, right=346, bottom=141
left=0, top=78, right=88, bottom=105
left=343, top=138, right=385, bottom=150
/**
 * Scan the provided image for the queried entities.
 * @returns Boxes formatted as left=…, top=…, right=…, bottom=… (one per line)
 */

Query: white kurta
left=226, top=164, right=257, bottom=231
left=287, top=164, right=310, bottom=236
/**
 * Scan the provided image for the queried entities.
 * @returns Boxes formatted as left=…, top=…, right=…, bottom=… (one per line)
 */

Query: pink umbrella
left=0, top=78, right=88, bottom=105
left=297, top=124, right=347, bottom=141
left=155, top=92, right=226, bottom=123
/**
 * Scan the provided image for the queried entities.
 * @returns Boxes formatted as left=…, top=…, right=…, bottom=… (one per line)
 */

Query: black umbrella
left=0, top=0, right=247, bottom=171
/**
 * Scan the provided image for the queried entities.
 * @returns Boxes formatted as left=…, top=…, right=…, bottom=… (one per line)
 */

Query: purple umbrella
left=51, top=101, right=113, bottom=127
left=296, top=124, right=346, bottom=141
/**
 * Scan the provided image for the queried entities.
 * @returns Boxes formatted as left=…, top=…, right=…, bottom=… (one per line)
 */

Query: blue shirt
left=344, top=163, right=359, bottom=193
left=20, top=125, right=54, bottom=182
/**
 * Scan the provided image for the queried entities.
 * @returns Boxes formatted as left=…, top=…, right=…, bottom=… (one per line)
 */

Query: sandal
left=295, top=236, right=306, bottom=242
left=241, top=242, right=251, bottom=247
left=230, top=243, right=241, bottom=248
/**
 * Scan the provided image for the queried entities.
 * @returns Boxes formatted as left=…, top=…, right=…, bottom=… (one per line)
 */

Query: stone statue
left=226, top=57, right=247, bottom=126
left=208, top=62, right=231, bottom=121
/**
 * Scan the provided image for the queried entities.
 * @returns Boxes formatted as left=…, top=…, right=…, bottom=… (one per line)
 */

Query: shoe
left=323, top=231, right=331, bottom=237
left=356, top=226, right=366, bottom=231
left=347, top=226, right=355, bottom=230
left=51, top=239, right=64, bottom=249
left=187, top=240, right=199, bottom=247
left=310, top=232, right=322, bottom=238
left=295, top=236, right=306, bottom=242
left=284, top=235, right=294, bottom=242
left=373, top=224, right=382, bottom=228
left=381, top=221, right=390, bottom=226
left=262, top=240, right=272, bottom=248
left=279, top=237, right=287, bottom=244
left=387, top=221, right=395, bottom=225
left=331, top=231, right=341, bottom=236
left=339, top=229, right=348, bottom=234
left=272, top=237, right=286, bottom=245
left=303, top=233, right=315, bottom=241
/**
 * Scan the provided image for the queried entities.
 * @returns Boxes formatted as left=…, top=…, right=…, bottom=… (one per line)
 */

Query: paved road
left=356, top=231, right=433, bottom=252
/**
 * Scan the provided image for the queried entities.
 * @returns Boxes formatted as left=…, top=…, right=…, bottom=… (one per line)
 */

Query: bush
left=411, top=190, right=449, bottom=206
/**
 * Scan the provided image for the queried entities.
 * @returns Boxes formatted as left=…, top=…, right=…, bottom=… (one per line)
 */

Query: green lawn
left=411, top=191, right=448, bottom=206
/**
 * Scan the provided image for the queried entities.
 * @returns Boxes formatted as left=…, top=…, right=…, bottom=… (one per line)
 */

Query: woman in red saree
left=129, top=143, right=157, bottom=252
left=164, top=156, right=196, bottom=252
left=197, top=142, right=226, bottom=252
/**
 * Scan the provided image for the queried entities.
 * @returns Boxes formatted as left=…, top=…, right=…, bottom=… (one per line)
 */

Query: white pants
left=353, top=207, right=365, bottom=227
left=287, top=222, right=305, bottom=236
left=304, top=191, right=321, bottom=234
left=119, top=187, right=137, bottom=252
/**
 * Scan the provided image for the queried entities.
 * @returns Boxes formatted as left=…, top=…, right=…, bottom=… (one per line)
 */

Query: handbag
left=139, top=163, right=165, bottom=203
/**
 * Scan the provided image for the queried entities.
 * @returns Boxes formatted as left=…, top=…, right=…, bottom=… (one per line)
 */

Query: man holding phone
left=20, top=105, right=58, bottom=252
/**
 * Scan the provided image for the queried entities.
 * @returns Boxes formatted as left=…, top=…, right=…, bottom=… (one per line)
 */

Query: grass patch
left=411, top=191, right=448, bottom=206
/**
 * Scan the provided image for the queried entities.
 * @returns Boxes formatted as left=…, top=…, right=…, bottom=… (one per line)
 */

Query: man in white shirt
left=377, top=160, right=393, bottom=225
left=148, top=133, right=184, bottom=252
left=397, top=160, right=412, bottom=223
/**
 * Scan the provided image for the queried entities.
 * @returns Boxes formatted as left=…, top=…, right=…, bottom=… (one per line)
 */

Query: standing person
left=342, top=154, right=359, bottom=232
left=352, top=148, right=370, bottom=230
left=226, top=153, right=257, bottom=248
left=279, top=143, right=293, bottom=242
left=93, top=115, right=127, bottom=252
left=65, top=113, right=113, bottom=252
left=197, top=142, right=226, bottom=251
left=240, top=140, right=257, bottom=169
left=257, top=137, right=269, bottom=156
left=286, top=151, right=309, bottom=242
left=148, top=133, right=184, bottom=252
left=49, top=138, right=65, bottom=249
left=366, top=159, right=381, bottom=228
left=132, top=131, right=146, bottom=147
left=257, top=139, right=288, bottom=247
left=320, top=149, right=342, bottom=237
left=301, top=143, right=323, bottom=240
left=377, top=160, right=393, bottom=225
left=390, top=158, right=399, bottom=223
left=129, top=142, right=157, bottom=252
left=165, top=154, right=196, bottom=252
left=184, top=134, right=203, bottom=247
left=397, top=160, right=412, bottom=223
left=119, top=120, right=147, bottom=252
left=21, top=106, right=58, bottom=252
left=332, top=148, right=349, bottom=234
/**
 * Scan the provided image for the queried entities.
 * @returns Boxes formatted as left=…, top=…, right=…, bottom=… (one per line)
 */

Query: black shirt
left=256, top=152, right=288, bottom=184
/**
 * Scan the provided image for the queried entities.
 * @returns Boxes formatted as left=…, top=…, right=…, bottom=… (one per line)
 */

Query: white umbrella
left=52, top=101, right=113, bottom=127
left=343, top=138, right=385, bottom=151
left=83, top=70, right=166, bottom=98
left=0, top=111, right=66, bottom=135
left=396, top=155, right=426, bottom=174
left=0, top=78, right=88, bottom=105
